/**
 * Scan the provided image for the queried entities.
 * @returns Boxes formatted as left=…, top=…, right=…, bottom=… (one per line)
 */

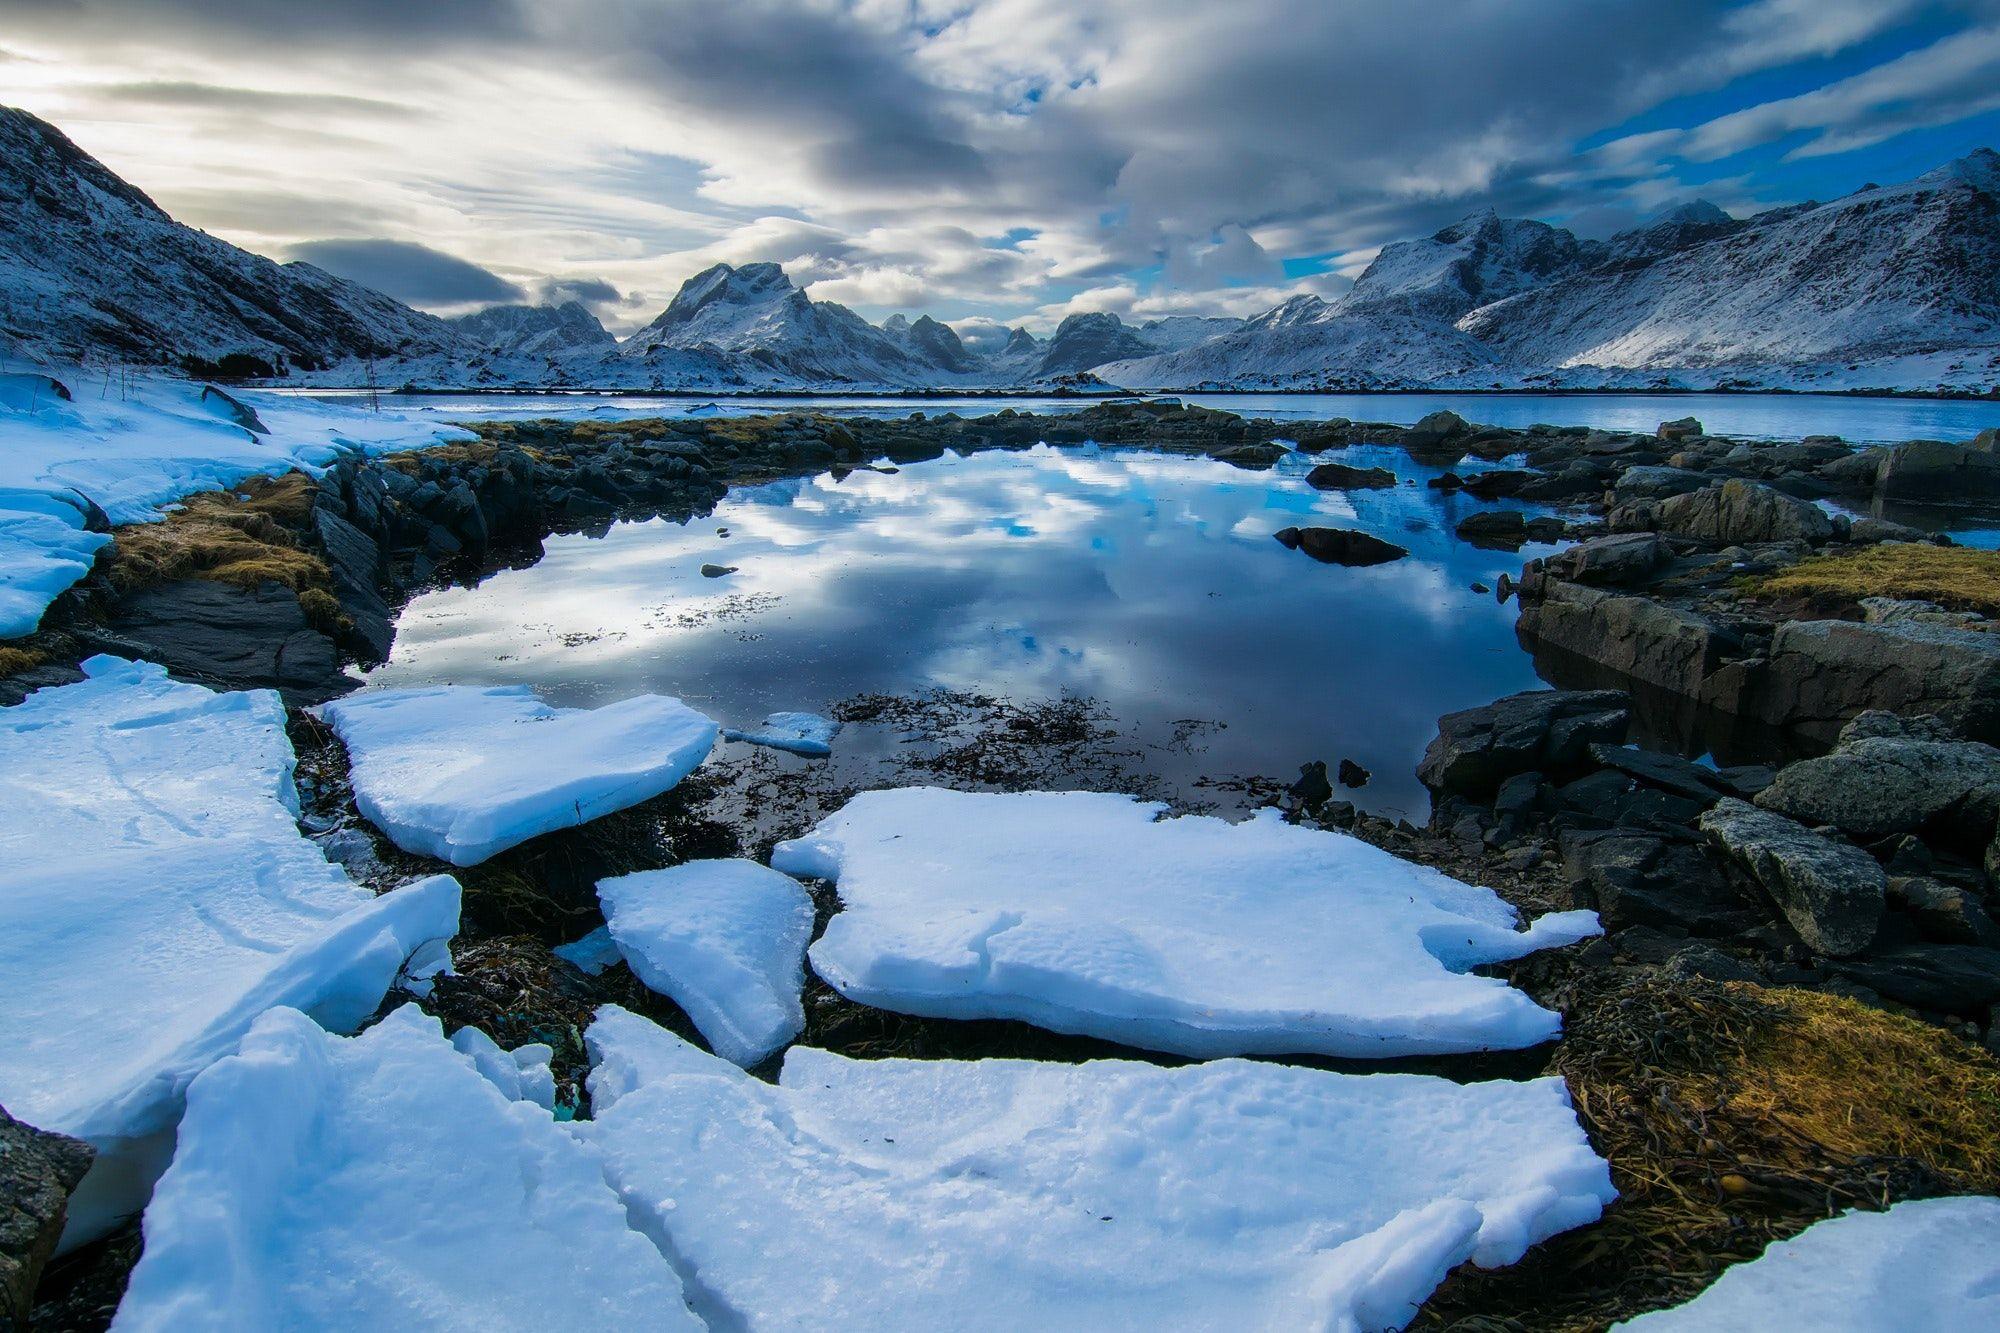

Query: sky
left=3, top=0, right=1998, bottom=345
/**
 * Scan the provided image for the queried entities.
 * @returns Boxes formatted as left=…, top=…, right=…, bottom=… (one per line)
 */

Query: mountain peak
left=1654, top=200, right=1730, bottom=227
left=1919, top=147, right=2000, bottom=195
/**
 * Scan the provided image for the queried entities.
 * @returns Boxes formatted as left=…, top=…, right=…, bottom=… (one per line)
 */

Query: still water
left=365, top=443, right=1567, bottom=821
left=296, top=389, right=2000, bottom=446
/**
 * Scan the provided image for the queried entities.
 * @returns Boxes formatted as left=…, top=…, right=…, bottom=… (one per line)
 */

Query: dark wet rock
left=699, top=563, right=737, bottom=578
left=1427, top=472, right=1465, bottom=491
left=2, top=1108, right=93, bottom=1329
left=1848, top=516, right=1934, bottom=545
left=1875, top=440, right=2000, bottom=507
left=1544, top=533, right=1667, bottom=587
left=312, top=507, right=392, bottom=661
left=1551, top=768, right=1708, bottom=830
left=1667, top=942, right=1765, bottom=984
left=1656, top=416, right=1703, bottom=442
left=1698, top=797, right=1886, bottom=957
left=1455, top=510, right=1532, bottom=548
left=1305, top=462, right=1396, bottom=490
left=80, top=579, right=341, bottom=701
left=0, top=664, right=87, bottom=708
left=1460, top=470, right=1533, bottom=501
left=1288, top=760, right=1332, bottom=810
left=1337, top=758, right=1370, bottom=788
left=1814, top=446, right=1889, bottom=493
left=1755, top=732, right=2000, bottom=839
left=1827, top=943, right=2000, bottom=1016
left=1889, top=876, right=2000, bottom=948
left=1519, top=582, right=1727, bottom=698
left=1654, top=479, right=1834, bottom=546
left=1272, top=526, right=1408, bottom=566
left=1403, top=410, right=1470, bottom=447
left=1418, top=688, right=1630, bottom=797
left=1586, top=742, right=1736, bottom=806
left=1210, top=441, right=1287, bottom=470
left=1716, top=618, right=2000, bottom=746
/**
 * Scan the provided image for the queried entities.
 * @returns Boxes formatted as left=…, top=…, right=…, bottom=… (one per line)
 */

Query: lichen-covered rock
left=1756, top=734, right=2000, bottom=839
left=1654, top=478, right=1834, bottom=546
left=1, top=1109, right=93, bottom=1328
left=1544, top=533, right=1667, bottom=586
left=1518, top=582, right=1725, bottom=698
left=1698, top=798, right=1885, bottom=957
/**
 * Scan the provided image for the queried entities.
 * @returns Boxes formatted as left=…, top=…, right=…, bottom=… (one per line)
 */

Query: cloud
left=287, top=238, right=525, bottom=307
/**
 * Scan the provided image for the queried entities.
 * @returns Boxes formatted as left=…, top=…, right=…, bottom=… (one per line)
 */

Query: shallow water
left=295, top=388, right=2000, bottom=445
left=364, top=444, right=1565, bottom=821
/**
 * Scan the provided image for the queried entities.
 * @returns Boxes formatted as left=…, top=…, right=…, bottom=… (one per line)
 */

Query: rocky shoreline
left=10, top=398, right=2000, bottom=1328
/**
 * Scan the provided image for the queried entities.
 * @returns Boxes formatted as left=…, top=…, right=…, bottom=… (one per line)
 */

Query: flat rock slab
left=773, top=788, right=1601, bottom=1059
left=598, top=860, right=815, bottom=1067
left=582, top=1006, right=1616, bottom=1332
left=319, top=684, right=719, bottom=866
left=113, top=1007, right=698, bottom=1330
left=1616, top=1197, right=2000, bottom=1330
left=0, top=657, right=460, bottom=1246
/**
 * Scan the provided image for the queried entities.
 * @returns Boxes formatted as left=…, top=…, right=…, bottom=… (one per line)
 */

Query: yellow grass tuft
left=1749, top=544, right=2000, bottom=616
left=108, top=474, right=329, bottom=594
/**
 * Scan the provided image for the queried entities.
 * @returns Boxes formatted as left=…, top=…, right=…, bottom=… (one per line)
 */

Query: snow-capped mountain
left=449, top=301, right=616, bottom=359
left=1032, top=313, right=1158, bottom=376
left=0, top=106, right=462, bottom=374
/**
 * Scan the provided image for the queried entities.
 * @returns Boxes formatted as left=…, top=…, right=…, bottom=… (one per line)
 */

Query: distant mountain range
left=3, top=104, right=1996, bottom=393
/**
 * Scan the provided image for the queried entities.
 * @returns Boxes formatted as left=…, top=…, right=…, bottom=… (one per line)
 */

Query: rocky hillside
left=449, top=301, right=616, bottom=360
left=0, top=106, right=462, bottom=374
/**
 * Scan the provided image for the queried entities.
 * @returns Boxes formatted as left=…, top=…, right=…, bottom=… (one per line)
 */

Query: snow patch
left=722, top=710, right=842, bottom=757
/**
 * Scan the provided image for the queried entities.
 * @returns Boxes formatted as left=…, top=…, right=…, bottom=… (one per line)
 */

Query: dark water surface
left=364, top=444, right=1566, bottom=821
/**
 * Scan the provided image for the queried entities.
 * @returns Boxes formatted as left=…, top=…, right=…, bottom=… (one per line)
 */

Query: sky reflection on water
left=366, top=443, right=1568, bottom=820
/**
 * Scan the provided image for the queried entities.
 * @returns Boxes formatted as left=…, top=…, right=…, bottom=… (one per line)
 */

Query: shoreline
left=253, top=382, right=2000, bottom=403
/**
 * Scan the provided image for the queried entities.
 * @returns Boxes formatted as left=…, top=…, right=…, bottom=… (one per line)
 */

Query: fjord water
left=317, top=389, right=2000, bottom=445
left=365, top=444, right=1561, bottom=820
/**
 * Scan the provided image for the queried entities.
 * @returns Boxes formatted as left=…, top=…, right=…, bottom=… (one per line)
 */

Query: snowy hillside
left=449, top=301, right=616, bottom=360
left=0, top=107, right=463, bottom=374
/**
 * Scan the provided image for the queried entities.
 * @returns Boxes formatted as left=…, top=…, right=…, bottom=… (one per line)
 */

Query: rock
left=1827, top=943, right=2000, bottom=1015
left=1418, top=689, right=1630, bottom=797
left=1859, top=597, right=1980, bottom=628
left=1698, top=798, right=1886, bottom=957
left=1875, top=440, right=2000, bottom=507
left=1518, top=582, right=1726, bottom=698
left=1666, top=943, right=1764, bottom=984
left=1849, top=516, right=1934, bottom=545
left=1460, top=470, right=1533, bottom=501
left=1888, top=876, right=2000, bottom=948
left=1305, top=462, right=1396, bottom=490
left=700, top=563, right=737, bottom=578
left=80, top=579, right=342, bottom=702
left=1974, top=427, right=2000, bottom=453
left=1404, top=410, right=1470, bottom=446
left=1288, top=761, right=1332, bottom=810
left=1560, top=827, right=1765, bottom=935
left=1454, top=510, right=1530, bottom=549
left=1586, top=743, right=1736, bottom=806
left=1427, top=473, right=1465, bottom=491
left=1612, top=465, right=1708, bottom=502
left=313, top=507, right=393, bottom=661
left=1337, top=759, right=1370, bottom=788
left=1272, top=527, right=1408, bottom=566
left=1544, top=533, right=1667, bottom=586
left=1755, top=734, right=2000, bottom=839
left=1718, top=619, right=2000, bottom=745
left=1, top=1109, right=93, bottom=1329
left=1656, top=416, right=1704, bottom=442
left=1654, top=479, right=1834, bottom=546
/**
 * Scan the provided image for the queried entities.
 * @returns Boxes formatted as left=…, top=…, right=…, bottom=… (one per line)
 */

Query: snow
left=0, top=364, right=472, bottom=637
left=1616, top=1197, right=2000, bottom=1330
left=451, top=1025, right=558, bottom=1111
left=723, top=710, right=842, bottom=757
left=112, top=1006, right=699, bottom=1331
left=554, top=924, right=625, bottom=976
left=582, top=1005, right=1616, bottom=1331
left=597, top=859, right=815, bottom=1067
left=0, top=657, right=461, bottom=1246
left=772, top=788, right=1601, bottom=1059
left=316, top=684, right=719, bottom=866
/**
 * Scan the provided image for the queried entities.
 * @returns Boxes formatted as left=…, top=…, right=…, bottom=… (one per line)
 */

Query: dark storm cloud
left=534, top=276, right=634, bottom=311
left=288, top=238, right=524, bottom=305
left=0, top=0, right=525, bottom=49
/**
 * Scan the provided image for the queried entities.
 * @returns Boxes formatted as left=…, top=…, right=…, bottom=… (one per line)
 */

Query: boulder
left=1814, top=447, right=1890, bottom=493
left=1612, top=465, right=1708, bottom=502
left=1418, top=688, right=1630, bottom=797
left=1586, top=742, right=1737, bottom=806
left=1544, top=533, right=1667, bottom=587
left=1305, top=462, right=1396, bottom=490
left=80, top=579, right=342, bottom=702
left=1455, top=510, right=1529, bottom=548
left=1875, top=440, right=2000, bottom=506
left=1715, top=619, right=2000, bottom=746
left=1654, top=479, right=1834, bottom=546
left=1827, top=944, right=2000, bottom=1015
left=1698, top=798, right=1886, bottom=957
left=1888, top=876, right=2000, bottom=948
left=1974, top=427, right=2000, bottom=453
left=1517, top=582, right=1726, bottom=699
left=1656, top=416, right=1704, bottom=442
left=1755, top=734, right=2000, bottom=839
left=1, top=1109, right=93, bottom=1328
left=1210, top=442, right=1287, bottom=470
left=1460, top=470, right=1533, bottom=500
left=1560, top=828, right=1765, bottom=935
left=1403, top=410, right=1470, bottom=447
left=1272, top=527, right=1407, bottom=566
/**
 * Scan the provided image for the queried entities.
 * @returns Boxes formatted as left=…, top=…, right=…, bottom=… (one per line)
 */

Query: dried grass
left=108, top=474, right=327, bottom=594
left=1749, top=544, right=2000, bottom=616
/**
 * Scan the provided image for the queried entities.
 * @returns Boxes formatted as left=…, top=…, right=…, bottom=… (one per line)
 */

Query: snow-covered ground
left=773, top=788, right=1601, bottom=1059
left=1616, top=1197, right=2000, bottom=1330
left=113, top=1006, right=699, bottom=1331
left=316, top=683, right=719, bottom=866
left=0, top=657, right=461, bottom=1245
left=598, top=860, right=816, bottom=1066
left=0, top=365, right=472, bottom=638
left=581, top=1005, right=1616, bottom=1330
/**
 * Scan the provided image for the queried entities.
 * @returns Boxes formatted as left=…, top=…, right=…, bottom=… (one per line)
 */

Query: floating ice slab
left=318, top=684, right=719, bottom=866
left=723, top=710, right=842, bottom=757
left=113, top=1006, right=698, bottom=1331
left=583, top=1006, right=1615, bottom=1331
left=0, top=657, right=461, bottom=1245
left=1616, top=1197, right=2000, bottom=1330
left=773, top=788, right=1600, bottom=1059
left=598, top=859, right=815, bottom=1066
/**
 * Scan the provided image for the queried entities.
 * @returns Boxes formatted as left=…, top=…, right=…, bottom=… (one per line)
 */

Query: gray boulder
left=1888, top=876, right=2000, bottom=948
left=80, top=579, right=342, bottom=703
left=1612, top=465, right=1708, bottom=502
left=1560, top=827, right=1765, bottom=935
left=1418, top=688, right=1630, bottom=797
left=1544, top=533, right=1667, bottom=586
left=1654, top=478, right=1834, bottom=546
left=2, top=1109, right=93, bottom=1328
left=1305, top=462, right=1397, bottom=490
left=1755, top=734, right=2000, bottom=839
left=1518, top=582, right=1725, bottom=698
left=1656, top=416, right=1704, bottom=441
left=1715, top=618, right=2000, bottom=746
left=1698, top=798, right=1886, bottom=956
left=1875, top=440, right=2000, bottom=506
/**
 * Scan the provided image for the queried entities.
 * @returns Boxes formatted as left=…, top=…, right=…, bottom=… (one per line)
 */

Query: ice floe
left=582, top=1006, right=1616, bottom=1331
left=0, top=657, right=460, bottom=1244
left=112, top=1006, right=698, bottom=1330
left=317, top=683, right=718, bottom=866
left=1616, top=1196, right=2000, bottom=1330
left=723, top=710, right=842, bottom=756
left=0, top=366, right=471, bottom=638
left=554, top=924, right=624, bottom=976
left=598, top=859, right=815, bottom=1066
left=773, top=788, right=1601, bottom=1058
